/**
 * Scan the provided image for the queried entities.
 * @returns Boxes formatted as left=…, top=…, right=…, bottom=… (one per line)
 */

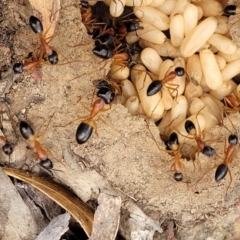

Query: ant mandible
left=19, top=117, right=55, bottom=169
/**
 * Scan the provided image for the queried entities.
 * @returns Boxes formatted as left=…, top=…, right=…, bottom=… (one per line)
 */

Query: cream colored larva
left=180, top=17, right=218, bottom=58
left=136, top=22, right=167, bottom=45
left=124, top=96, right=139, bottom=115
left=156, top=0, right=176, bottom=15
left=140, top=47, right=163, bottom=76
left=186, top=54, right=202, bottom=85
left=109, top=0, right=126, bottom=17
left=188, top=97, right=219, bottom=130
left=125, top=0, right=153, bottom=6
left=122, top=79, right=138, bottom=100
left=131, top=64, right=164, bottom=120
left=110, top=63, right=130, bottom=80
left=200, top=49, right=223, bottom=90
left=134, top=6, right=170, bottom=31
left=208, top=33, right=237, bottom=55
left=149, top=0, right=165, bottom=7
left=170, top=13, right=184, bottom=47
left=183, top=4, right=198, bottom=36
left=221, top=59, right=240, bottom=82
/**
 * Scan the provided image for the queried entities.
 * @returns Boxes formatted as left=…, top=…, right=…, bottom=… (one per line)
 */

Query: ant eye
left=13, top=63, right=23, bottom=73
left=29, top=16, right=43, bottom=34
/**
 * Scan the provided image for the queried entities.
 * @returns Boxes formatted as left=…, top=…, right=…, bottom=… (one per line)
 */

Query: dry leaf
left=28, top=0, right=61, bottom=40
left=90, top=193, right=122, bottom=240
left=35, top=213, right=70, bottom=240
left=2, top=167, right=94, bottom=237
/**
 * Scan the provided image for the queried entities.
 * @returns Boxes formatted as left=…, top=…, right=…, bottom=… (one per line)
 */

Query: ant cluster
left=12, top=16, right=58, bottom=80
left=3, top=1, right=240, bottom=188
left=79, top=0, right=240, bottom=188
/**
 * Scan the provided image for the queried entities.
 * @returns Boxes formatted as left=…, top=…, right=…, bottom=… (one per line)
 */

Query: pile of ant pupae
left=4, top=1, right=240, bottom=189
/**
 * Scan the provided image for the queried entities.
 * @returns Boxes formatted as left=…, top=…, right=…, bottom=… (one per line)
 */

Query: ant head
left=48, top=50, right=58, bottom=65
left=175, top=67, right=185, bottom=77
left=202, top=145, right=216, bottom=158
left=185, top=120, right=196, bottom=135
left=13, top=63, right=23, bottom=74
left=29, top=16, right=43, bottom=34
left=39, top=158, right=53, bottom=169
left=92, top=45, right=114, bottom=59
left=125, top=21, right=141, bottom=32
left=97, top=87, right=115, bottom=104
left=174, top=172, right=183, bottom=181
left=80, top=0, right=89, bottom=8
left=228, top=134, right=238, bottom=145
left=215, top=164, right=228, bottom=181
left=224, top=5, right=237, bottom=15
left=96, top=34, right=115, bottom=48
left=2, top=143, right=13, bottom=155
left=147, top=80, right=162, bottom=96
left=19, top=121, right=34, bottom=140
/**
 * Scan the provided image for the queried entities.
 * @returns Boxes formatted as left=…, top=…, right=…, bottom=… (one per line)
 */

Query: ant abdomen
left=224, top=5, right=237, bottom=15
left=147, top=80, right=162, bottom=96
left=76, top=121, right=93, bottom=144
left=215, top=164, right=228, bottom=181
left=29, top=16, right=43, bottom=34
left=20, top=121, right=34, bottom=140
left=39, top=158, right=53, bottom=169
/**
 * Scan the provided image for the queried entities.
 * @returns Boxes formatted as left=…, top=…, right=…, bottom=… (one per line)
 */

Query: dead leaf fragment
left=35, top=213, right=71, bottom=240
left=28, top=0, right=60, bottom=40
left=2, top=167, right=94, bottom=237
left=90, top=193, right=122, bottom=240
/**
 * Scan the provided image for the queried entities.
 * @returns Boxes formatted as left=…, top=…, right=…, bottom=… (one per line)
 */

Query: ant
left=215, top=134, right=238, bottom=184
left=61, top=98, right=107, bottom=144
left=147, top=67, right=184, bottom=96
left=147, top=121, right=188, bottom=182
left=29, top=16, right=58, bottom=63
left=184, top=120, right=216, bottom=159
left=19, top=116, right=55, bottom=169
left=223, top=94, right=240, bottom=114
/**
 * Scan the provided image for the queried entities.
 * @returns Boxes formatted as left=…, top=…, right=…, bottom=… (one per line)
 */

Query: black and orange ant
left=184, top=120, right=216, bottom=158
left=60, top=98, right=108, bottom=144
left=147, top=67, right=185, bottom=96
left=19, top=116, right=56, bottom=169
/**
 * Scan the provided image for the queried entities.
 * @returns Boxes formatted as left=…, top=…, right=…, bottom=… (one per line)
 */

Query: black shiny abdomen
left=76, top=122, right=93, bottom=144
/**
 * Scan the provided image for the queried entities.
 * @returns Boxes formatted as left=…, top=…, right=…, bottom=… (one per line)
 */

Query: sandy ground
left=1, top=0, right=240, bottom=239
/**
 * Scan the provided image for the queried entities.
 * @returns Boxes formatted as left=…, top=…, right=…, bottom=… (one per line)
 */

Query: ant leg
left=37, top=112, right=56, bottom=141
left=226, top=168, right=232, bottom=197
left=59, top=115, right=90, bottom=128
